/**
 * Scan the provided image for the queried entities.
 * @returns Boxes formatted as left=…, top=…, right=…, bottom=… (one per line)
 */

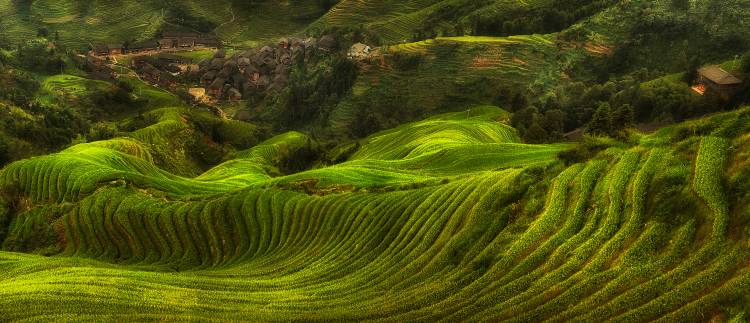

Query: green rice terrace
left=2, top=0, right=750, bottom=321
left=3, top=105, right=750, bottom=320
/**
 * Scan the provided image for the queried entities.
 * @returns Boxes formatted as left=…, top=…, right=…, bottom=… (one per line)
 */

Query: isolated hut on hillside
left=694, top=66, right=743, bottom=100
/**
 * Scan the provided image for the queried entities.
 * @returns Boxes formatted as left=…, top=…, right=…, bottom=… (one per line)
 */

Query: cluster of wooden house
left=196, top=36, right=334, bottom=101
left=131, top=54, right=201, bottom=90
left=91, top=32, right=221, bottom=57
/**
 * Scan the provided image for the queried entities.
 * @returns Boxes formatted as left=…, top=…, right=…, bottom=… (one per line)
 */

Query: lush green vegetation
left=2, top=0, right=750, bottom=320
left=4, top=102, right=750, bottom=320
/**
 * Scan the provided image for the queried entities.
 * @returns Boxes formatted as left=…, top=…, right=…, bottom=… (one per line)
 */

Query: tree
left=587, top=102, right=612, bottom=136
left=541, top=109, right=565, bottom=138
left=351, top=107, right=380, bottom=138
left=0, top=133, right=9, bottom=166
left=510, top=92, right=530, bottom=112
left=671, top=0, right=690, bottom=16
left=316, top=0, right=339, bottom=10
left=524, top=121, right=548, bottom=143
left=37, top=27, right=49, bottom=38
left=683, top=56, right=701, bottom=84
left=510, top=106, right=538, bottom=129
left=741, top=52, right=750, bottom=77
left=612, top=104, right=635, bottom=129
left=15, top=39, right=66, bottom=74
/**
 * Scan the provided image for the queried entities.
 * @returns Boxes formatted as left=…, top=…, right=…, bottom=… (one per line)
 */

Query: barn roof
left=699, top=66, right=742, bottom=85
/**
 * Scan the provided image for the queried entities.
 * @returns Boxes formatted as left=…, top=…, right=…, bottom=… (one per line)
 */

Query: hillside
left=3, top=105, right=750, bottom=320
left=2, top=0, right=750, bottom=321
left=0, top=0, right=328, bottom=48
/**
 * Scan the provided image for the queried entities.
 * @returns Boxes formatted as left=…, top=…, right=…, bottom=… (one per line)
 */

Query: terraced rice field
left=0, top=0, right=327, bottom=49
left=37, top=74, right=112, bottom=105
left=2, top=104, right=750, bottom=320
left=328, top=34, right=561, bottom=135
left=308, top=0, right=552, bottom=44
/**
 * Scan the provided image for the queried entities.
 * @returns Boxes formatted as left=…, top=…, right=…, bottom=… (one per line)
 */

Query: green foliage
left=269, top=54, right=357, bottom=128
left=163, top=4, right=218, bottom=33
left=741, top=51, right=750, bottom=77
left=0, top=194, right=8, bottom=242
left=2, top=0, right=750, bottom=320
left=557, top=137, right=610, bottom=165
left=670, top=0, right=690, bottom=12
left=473, top=0, right=613, bottom=37
left=1, top=101, right=750, bottom=320
left=0, top=133, right=9, bottom=166
left=694, top=136, right=730, bottom=237
left=586, top=102, right=612, bottom=136
left=391, top=51, right=424, bottom=70
left=2, top=205, right=63, bottom=254
left=15, top=38, right=66, bottom=75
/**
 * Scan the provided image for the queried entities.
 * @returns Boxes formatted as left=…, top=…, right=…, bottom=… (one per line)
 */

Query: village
left=80, top=31, right=378, bottom=109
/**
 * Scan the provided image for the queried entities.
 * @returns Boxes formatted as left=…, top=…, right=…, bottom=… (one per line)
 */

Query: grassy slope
left=0, top=0, right=325, bottom=48
left=3, top=105, right=750, bottom=320
left=326, top=34, right=564, bottom=136
left=2, top=1, right=750, bottom=320
left=307, top=0, right=553, bottom=44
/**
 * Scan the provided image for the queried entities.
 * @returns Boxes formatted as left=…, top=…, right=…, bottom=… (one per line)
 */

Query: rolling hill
left=3, top=104, right=750, bottom=320
left=2, top=0, right=750, bottom=321
left=0, top=0, right=328, bottom=48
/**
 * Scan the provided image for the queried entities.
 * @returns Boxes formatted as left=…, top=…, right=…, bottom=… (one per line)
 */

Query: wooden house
left=92, top=44, right=111, bottom=56
left=196, top=36, right=220, bottom=49
left=159, top=38, right=175, bottom=49
left=696, top=66, right=743, bottom=100
left=107, top=44, right=123, bottom=56
left=128, top=40, right=159, bottom=54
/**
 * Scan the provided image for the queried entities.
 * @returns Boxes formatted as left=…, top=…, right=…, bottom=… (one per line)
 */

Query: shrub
left=215, top=120, right=262, bottom=149
left=741, top=51, right=750, bottom=77
left=0, top=133, right=9, bottom=166
left=557, top=137, right=609, bottom=165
